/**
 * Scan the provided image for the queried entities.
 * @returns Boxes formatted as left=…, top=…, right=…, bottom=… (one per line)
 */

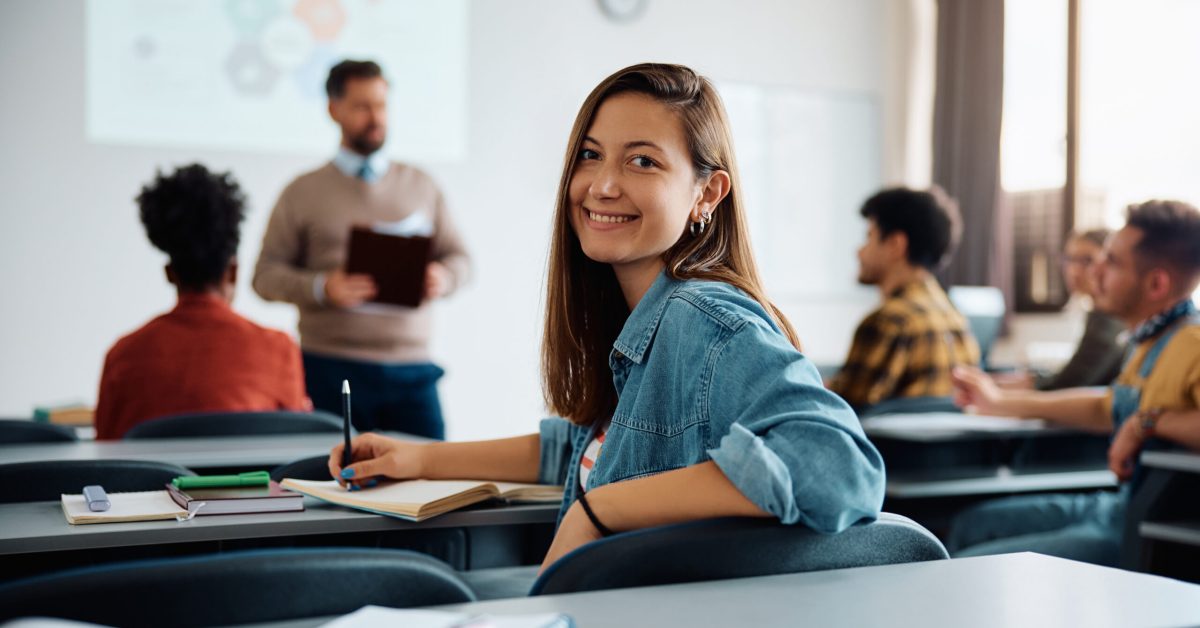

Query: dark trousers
left=302, top=352, right=446, bottom=439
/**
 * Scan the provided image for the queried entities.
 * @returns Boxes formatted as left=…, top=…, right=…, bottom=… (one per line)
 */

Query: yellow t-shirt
left=1104, top=323, right=1200, bottom=422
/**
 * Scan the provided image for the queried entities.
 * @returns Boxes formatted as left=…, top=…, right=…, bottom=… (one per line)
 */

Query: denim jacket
left=537, top=271, right=886, bottom=533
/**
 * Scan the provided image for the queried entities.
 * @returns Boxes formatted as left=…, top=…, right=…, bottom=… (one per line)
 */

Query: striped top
left=578, top=424, right=608, bottom=491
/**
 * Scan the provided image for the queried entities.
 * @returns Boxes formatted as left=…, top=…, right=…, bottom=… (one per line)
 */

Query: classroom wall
left=0, top=0, right=903, bottom=440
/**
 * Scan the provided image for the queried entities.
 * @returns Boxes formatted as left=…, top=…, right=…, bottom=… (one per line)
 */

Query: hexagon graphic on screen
left=294, top=0, right=346, bottom=42
left=224, top=42, right=282, bottom=96
left=224, top=0, right=283, bottom=36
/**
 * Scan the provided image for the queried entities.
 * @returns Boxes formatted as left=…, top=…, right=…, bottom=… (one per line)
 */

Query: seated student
left=95, top=165, right=311, bottom=440
left=994, top=228, right=1126, bottom=390
left=328, top=63, right=885, bottom=571
left=826, top=187, right=981, bottom=411
left=949, top=200, right=1200, bottom=566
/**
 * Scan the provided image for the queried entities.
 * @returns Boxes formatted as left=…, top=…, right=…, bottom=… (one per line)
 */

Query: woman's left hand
left=539, top=500, right=605, bottom=574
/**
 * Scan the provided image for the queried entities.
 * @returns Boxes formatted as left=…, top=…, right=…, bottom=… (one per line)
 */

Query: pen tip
left=342, top=379, right=350, bottom=394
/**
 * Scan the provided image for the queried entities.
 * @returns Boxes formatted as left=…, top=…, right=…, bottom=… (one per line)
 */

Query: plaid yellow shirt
left=828, top=276, right=981, bottom=409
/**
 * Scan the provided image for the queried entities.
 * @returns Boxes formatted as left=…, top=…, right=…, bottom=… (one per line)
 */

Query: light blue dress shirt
left=332, top=146, right=389, bottom=184
left=538, top=271, right=886, bottom=533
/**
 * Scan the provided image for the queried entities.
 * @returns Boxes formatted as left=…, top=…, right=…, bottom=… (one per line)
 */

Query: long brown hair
left=542, top=63, right=801, bottom=426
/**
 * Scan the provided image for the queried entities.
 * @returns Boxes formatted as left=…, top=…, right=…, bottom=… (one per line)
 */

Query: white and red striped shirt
left=578, top=424, right=608, bottom=491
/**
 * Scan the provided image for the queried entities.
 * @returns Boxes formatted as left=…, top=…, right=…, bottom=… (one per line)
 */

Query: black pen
left=341, top=379, right=353, bottom=471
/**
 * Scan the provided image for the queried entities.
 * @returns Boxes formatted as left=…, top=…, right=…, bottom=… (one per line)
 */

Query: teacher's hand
left=424, top=261, right=453, bottom=301
left=325, top=268, right=377, bottom=308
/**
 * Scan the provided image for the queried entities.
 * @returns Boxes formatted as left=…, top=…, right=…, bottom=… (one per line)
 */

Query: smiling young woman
left=329, top=63, right=885, bottom=573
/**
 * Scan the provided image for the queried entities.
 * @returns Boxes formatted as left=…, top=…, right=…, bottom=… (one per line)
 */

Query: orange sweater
left=94, top=293, right=310, bottom=440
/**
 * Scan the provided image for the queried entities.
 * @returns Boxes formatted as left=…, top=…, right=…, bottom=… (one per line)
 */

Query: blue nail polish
left=366, top=479, right=378, bottom=487
left=341, top=468, right=355, bottom=479
left=349, top=484, right=360, bottom=491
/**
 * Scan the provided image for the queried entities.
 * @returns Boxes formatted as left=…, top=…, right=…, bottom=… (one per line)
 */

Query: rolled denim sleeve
left=707, top=319, right=886, bottom=533
left=538, top=417, right=584, bottom=486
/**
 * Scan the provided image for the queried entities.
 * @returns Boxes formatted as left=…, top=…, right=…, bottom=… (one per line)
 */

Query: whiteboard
left=85, top=0, right=468, bottom=162
left=719, top=83, right=882, bottom=298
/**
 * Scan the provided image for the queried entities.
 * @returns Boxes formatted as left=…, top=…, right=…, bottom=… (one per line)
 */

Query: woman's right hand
left=328, top=432, right=427, bottom=489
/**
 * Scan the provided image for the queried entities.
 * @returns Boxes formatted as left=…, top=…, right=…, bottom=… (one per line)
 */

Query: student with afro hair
left=95, top=164, right=310, bottom=439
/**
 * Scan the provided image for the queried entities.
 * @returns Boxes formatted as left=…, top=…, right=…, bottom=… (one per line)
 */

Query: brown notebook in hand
left=344, top=227, right=432, bottom=308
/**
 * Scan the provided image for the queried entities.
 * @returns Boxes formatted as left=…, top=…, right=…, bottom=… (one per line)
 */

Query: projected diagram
left=87, top=0, right=468, bottom=161
left=219, top=0, right=341, bottom=99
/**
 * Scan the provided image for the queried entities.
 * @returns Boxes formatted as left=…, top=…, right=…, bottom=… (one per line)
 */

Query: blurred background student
left=995, top=229, right=1126, bottom=391
left=94, top=164, right=310, bottom=440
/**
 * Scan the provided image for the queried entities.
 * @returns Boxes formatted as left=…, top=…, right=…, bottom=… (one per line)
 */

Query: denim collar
left=611, top=270, right=685, bottom=365
left=1130, top=298, right=1198, bottom=343
left=332, top=146, right=389, bottom=183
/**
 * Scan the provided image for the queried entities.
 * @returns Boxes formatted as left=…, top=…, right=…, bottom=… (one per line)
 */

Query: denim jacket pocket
left=592, top=412, right=711, bottom=487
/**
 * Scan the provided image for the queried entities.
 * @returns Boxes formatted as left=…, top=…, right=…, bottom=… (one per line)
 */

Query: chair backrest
left=0, top=459, right=195, bottom=503
left=271, top=454, right=334, bottom=482
left=858, top=395, right=961, bottom=419
left=124, top=410, right=345, bottom=439
left=948, top=285, right=1006, bottom=368
left=0, top=547, right=476, bottom=627
left=530, top=512, right=948, bottom=596
left=0, top=419, right=78, bottom=444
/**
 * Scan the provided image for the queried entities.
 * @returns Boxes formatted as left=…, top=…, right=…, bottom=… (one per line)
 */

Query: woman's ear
left=693, top=170, right=731, bottom=221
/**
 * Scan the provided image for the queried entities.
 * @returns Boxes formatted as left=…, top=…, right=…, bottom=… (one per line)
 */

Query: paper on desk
left=61, top=489, right=187, bottom=524
left=319, top=606, right=573, bottom=628
left=861, top=412, right=1047, bottom=434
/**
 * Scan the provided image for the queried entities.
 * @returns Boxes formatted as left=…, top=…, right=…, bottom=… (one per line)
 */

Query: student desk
left=0, top=432, right=426, bottom=472
left=248, top=553, right=1200, bottom=628
left=1124, top=450, right=1200, bottom=581
left=0, top=498, right=560, bottom=582
left=863, top=413, right=1116, bottom=533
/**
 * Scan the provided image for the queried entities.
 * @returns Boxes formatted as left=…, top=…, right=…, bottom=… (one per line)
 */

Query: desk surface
left=253, top=553, right=1200, bottom=628
left=887, top=465, right=1116, bottom=498
left=1142, top=450, right=1200, bottom=473
left=0, top=498, right=559, bottom=556
left=0, top=433, right=424, bottom=470
left=862, top=412, right=1068, bottom=442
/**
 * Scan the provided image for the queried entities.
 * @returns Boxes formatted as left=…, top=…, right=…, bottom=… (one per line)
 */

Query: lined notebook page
left=283, top=479, right=493, bottom=505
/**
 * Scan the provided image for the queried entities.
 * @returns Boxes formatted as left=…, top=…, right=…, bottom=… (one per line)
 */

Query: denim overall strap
left=1111, top=314, right=1200, bottom=489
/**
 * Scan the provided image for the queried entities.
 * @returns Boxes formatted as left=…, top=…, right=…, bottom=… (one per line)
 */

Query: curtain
left=932, top=0, right=1011, bottom=302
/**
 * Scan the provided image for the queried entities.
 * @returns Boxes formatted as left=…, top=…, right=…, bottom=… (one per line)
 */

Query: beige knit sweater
left=252, top=162, right=469, bottom=363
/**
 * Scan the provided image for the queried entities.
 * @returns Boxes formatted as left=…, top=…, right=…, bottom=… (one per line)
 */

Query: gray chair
left=529, top=512, right=948, bottom=595
left=271, top=454, right=334, bottom=482
left=0, top=547, right=476, bottom=627
left=948, top=285, right=1006, bottom=369
left=0, top=459, right=194, bottom=503
left=858, top=395, right=961, bottom=418
left=124, top=410, right=345, bottom=439
left=0, top=419, right=78, bottom=444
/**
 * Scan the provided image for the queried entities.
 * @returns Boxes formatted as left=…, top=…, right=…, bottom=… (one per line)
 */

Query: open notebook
left=281, top=479, right=563, bottom=522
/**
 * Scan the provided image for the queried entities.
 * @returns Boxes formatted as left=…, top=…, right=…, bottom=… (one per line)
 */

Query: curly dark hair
left=860, top=186, right=962, bottom=271
left=137, top=164, right=246, bottom=290
left=1125, top=199, right=1200, bottom=282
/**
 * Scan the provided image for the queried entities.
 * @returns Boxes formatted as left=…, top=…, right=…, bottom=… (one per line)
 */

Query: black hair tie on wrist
left=576, top=491, right=614, bottom=537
